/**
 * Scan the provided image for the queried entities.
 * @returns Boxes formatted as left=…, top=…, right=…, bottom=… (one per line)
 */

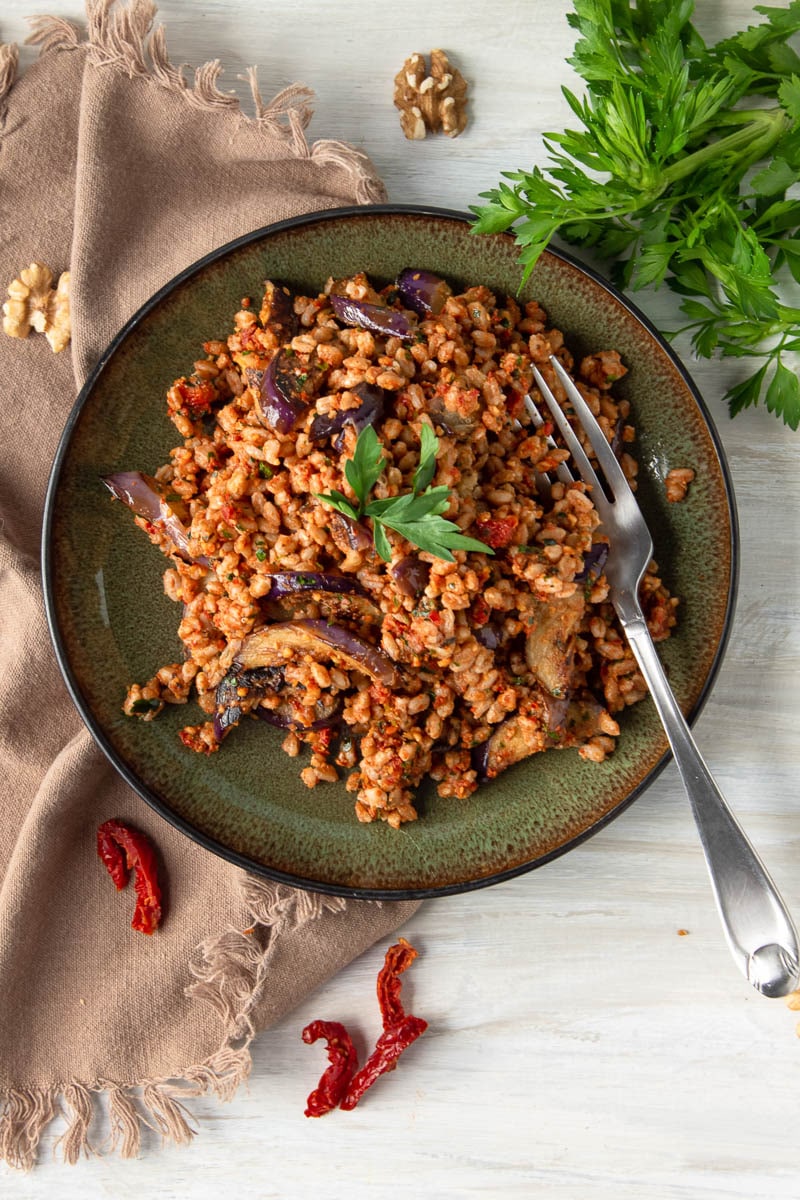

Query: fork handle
left=624, top=614, right=800, bottom=997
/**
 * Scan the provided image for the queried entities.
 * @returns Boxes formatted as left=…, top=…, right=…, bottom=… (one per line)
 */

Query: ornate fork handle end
left=625, top=621, right=800, bottom=999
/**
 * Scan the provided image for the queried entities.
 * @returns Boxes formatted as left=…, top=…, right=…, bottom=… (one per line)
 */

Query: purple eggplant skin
left=213, top=664, right=342, bottom=740
left=234, top=619, right=400, bottom=687
left=329, top=294, right=415, bottom=341
left=256, top=350, right=310, bottom=435
left=255, top=694, right=341, bottom=731
left=259, top=280, right=296, bottom=338
left=575, top=543, right=609, bottom=582
left=475, top=623, right=500, bottom=651
left=391, top=555, right=431, bottom=599
left=213, top=665, right=284, bottom=740
left=309, top=383, right=386, bottom=449
left=328, top=511, right=373, bottom=555
left=396, top=268, right=452, bottom=317
left=265, top=571, right=382, bottom=624
left=266, top=570, right=371, bottom=600
left=102, top=471, right=211, bottom=567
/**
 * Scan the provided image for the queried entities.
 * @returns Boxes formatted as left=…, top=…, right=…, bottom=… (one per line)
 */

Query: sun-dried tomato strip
left=376, top=936, right=418, bottom=1028
left=96, top=825, right=129, bottom=890
left=301, top=939, right=428, bottom=1117
left=339, top=1013, right=428, bottom=1111
left=301, top=1020, right=358, bottom=1117
left=97, top=819, right=162, bottom=935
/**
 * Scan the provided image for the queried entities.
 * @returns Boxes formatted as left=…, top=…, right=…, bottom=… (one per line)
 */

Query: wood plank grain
left=1, top=2, right=797, bottom=1197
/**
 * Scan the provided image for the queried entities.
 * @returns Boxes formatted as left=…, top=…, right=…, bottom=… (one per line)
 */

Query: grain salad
left=105, top=268, right=678, bottom=828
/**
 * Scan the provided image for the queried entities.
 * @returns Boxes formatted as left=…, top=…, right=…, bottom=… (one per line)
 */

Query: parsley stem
left=661, top=108, right=791, bottom=188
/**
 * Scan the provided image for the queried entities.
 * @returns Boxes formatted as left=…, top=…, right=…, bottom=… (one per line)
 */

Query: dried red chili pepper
left=97, top=819, right=163, bottom=935
left=339, top=1012, right=428, bottom=1111
left=301, top=1020, right=358, bottom=1118
left=376, top=937, right=418, bottom=1028
left=301, top=938, right=427, bottom=1117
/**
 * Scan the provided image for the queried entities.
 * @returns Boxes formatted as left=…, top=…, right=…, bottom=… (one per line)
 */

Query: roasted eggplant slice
left=213, top=662, right=342, bottom=739
left=472, top=691, right=608, bottom=781
left=396, top=268, right=452, bottom=316
left=390, top=555, right=431, bottom=599
left=264, top=571, right=382, bottom=623
left=256, top=693, right=342, bottom=731
left=255, top=350, right=312, bottom=434
left=234, top=620, right=400, bottom=686
left=102, top=471, right=211, bottom=567
left=330, top=294, right=415, bottom=341
left=213, top=665, right=284, bottom=739
left=524, top=591, right=585, bottom=697
left=259, top=280, right=296, bottom=339
left=471, top=709, right=549, bottom=782
left=327, top=510, right=374, bottom=556
left=309, top=382, right=386, bottom=450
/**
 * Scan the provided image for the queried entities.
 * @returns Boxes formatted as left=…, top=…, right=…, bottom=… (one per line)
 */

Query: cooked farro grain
left=111, top=269, right=679, bottom=827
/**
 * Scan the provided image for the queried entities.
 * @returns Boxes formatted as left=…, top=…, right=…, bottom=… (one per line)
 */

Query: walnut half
left=394, top=49, right=468, bottom=140
left=2, top=262, right=71, bottom=353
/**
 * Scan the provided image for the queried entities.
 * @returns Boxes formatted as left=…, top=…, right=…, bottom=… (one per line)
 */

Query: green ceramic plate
left=43, top=205, right=738, bottom=898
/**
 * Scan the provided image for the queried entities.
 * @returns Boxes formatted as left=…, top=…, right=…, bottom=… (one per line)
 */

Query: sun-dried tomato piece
left=97, top=825, right=128, bottom=890
left=301, top=1020, right=358, bottom=1117
left=97, top=819, right=162, bottom=935
left=339, top=1012, right=428, bottom=1110
left=376, top=937, right=418, bottom=1028
left=301, top=939, right=428, bottom=1117
left=169, top=377, right=217, bottom=417
left=474, top=512, right=518, bottom=549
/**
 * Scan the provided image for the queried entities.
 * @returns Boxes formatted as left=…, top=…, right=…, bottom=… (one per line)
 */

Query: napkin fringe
left=25, top=0, right=386, bottom=203
left=0, top=1050, right=252, bottom=1167
left=0, top=42, right=19, bottom=107
left=186, top=876, right=352, bottom=1042
left=0, top=878, right=366, bottom=1168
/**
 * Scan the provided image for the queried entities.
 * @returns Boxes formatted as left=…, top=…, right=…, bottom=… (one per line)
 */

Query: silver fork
left=531, top=355, right=800, bottom=998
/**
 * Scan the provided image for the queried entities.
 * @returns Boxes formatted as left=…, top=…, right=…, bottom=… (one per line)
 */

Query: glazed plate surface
left=43, top=205, right=738, bottom=897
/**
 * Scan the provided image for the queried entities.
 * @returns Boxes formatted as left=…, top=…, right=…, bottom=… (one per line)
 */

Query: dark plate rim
left=41, top=202, right=740, bottom=900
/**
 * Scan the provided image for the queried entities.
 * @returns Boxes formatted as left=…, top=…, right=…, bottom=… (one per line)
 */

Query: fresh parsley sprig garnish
left=471, top=0, right=800, bottom=429
left=315, top=425, right=493, bottom=563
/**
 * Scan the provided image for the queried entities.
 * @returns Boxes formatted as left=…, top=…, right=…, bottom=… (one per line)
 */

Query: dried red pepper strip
left=97, top=819, right=162, bottom=935
left=96, top=824, right=129, bottom=890
left=301, top=939, right=428, bottom=1117
left=376, top=936, right=418, bottom=1028
left=301, top=1020, right=358, bottom=1117
left=339, top=1013, right=428, bottom=1111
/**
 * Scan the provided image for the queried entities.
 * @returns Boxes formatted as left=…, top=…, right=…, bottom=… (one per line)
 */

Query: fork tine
left=530, top=364, right=612, bottom=521
left=548, top=357, right=633, bottom=497
left=522, top=393, right=574, bottom=485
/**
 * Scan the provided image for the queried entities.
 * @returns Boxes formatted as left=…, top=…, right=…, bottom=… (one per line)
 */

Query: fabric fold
left=0, top=1, right=416, bottom=1171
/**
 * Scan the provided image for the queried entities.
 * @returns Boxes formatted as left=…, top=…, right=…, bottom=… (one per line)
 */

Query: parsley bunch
left=316, top=424, right=493, bottom=562
left=472, top=0, right=800, bottom=429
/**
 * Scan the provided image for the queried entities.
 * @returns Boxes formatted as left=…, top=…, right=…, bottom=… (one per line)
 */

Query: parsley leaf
left=413, top=423, right=439, bottom=493
left=312, top=488, right=360, bottom=522
left=316, top=428, right=494, bottom=562
left=472, top=0, right=800, bottom=429
left=343, top=424, right=385, bottom=510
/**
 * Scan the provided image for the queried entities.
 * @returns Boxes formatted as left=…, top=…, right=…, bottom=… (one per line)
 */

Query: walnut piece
left=2, top=262, right=71, bottom=353
left=44, top=269, right=71, bottom=353
left=393, top=49, right=468, bottom=140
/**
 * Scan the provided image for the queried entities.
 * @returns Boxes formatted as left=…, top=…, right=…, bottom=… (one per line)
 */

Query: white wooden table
left=3, top=3, right=799, bottom=1197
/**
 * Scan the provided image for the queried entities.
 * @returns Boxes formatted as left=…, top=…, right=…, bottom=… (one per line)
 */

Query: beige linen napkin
left=0, top=1, right=418, bottom=1169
